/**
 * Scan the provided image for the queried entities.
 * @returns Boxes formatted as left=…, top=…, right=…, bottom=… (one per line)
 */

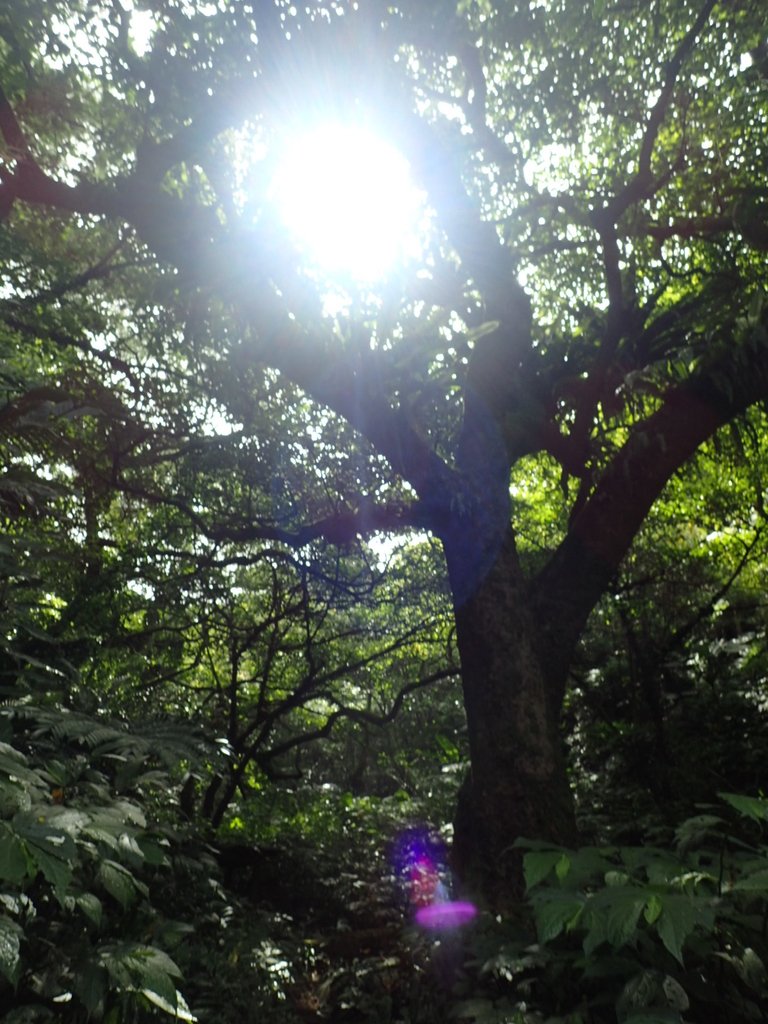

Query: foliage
left=0, top=702, right=201, bottom=1021
left=504, top=794, right=768, bottom=1023
left=564, top=414, right=768, bottom=835
left=1, top=5, right=768, bottom=1019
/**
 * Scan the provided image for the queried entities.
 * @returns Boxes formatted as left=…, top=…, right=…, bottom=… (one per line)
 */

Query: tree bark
left=443, top=524, right=578, bottom=910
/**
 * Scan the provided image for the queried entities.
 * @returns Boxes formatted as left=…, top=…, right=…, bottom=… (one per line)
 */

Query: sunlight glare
left=271, top=124, right=425, bottom=282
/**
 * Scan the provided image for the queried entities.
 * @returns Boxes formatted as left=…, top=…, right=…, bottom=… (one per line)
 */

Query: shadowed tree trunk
left=445, top=526, right=578, bottom=908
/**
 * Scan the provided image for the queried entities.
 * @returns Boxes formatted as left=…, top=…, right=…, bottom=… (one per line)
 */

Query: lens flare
left=393, top=827, right=477, bottom=932
left=415, top=900, right=478, bottom=930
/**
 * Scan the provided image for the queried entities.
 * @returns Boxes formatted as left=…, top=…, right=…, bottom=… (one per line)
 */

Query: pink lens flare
left=415, top=900, right=478, bottom=930
left=393, top=826, right=477, bottom=930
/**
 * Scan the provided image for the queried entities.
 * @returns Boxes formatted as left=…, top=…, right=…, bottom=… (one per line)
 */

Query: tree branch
left=257, top=667, right=459, bottom=766
left=534, top=322, right=768, bottom=686
left=608, top=0, right=717, bottom=220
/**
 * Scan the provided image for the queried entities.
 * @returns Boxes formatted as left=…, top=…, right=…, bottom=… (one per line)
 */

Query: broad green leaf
left=0, top=915, right=22, bottom=983
left=719, top=792, right=768, bottom=823
left=531, top=890, right=585, bottom=942
left=98, top=860, right=137, bottom=909
left=661, top=975, right=689, bottom=1011
left=555, top=852, right=571, bottom=882
left=523, top=850, right=565, bottom=890
left=75, top=891, right=103, bottom=926
left=674, top=815, right=724, bottom=853
left=44, top=807, right=88, bottom=834
left=15, top=820, right=76, bottom=862
left=733, top=868, right=768, bottom=892
left=655, top=896, right=698, bottom=964
left=136, top=835, right=170, bottom=867
left=22, top=835, right=73, bottom=895
left=83, top=826, right=121, bottom=851
left=584, top=887, right=646, bottom=952
left=142, top=987, right=197, bottom=1022
left=137, top=965, right=178, bottom=1008
left=73, top=961, right=107, bottom=1016
left=739, top=948, right=767, bottom=991
left=0, top=778, right=32, bottom=818
left=0, top=745, right=44, bottom=786
left=135, top=946, right=183, bottom=980
left=0, top=824, right=30, bottom=883
left=118, top=832, right=144, bottom=866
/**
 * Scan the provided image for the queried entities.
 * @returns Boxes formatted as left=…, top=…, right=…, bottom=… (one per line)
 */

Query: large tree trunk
left=443, top=526, right=578, bottom=910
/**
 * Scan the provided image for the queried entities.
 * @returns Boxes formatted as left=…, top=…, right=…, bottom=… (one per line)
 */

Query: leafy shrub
left=0, top=708, right=201, bottom=1022
left=502, top=793, right=768, bottom=1022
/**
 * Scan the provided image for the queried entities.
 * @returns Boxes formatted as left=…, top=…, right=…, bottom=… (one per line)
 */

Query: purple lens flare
left=393, top=826, right=477, bottom=931
left=415, top=900, right=478, bottom=930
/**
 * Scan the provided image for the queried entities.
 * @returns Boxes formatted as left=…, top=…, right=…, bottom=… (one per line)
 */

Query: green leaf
left=661, top=975, right=689, bottom=1011
left=733, top=868, right=768, bottom=892
left=523, top=849, right=565, bottom=889
left=142, top=987, right=197, bottom=1022
left=720, top=790, right=768, bottom=823
left=585, top=886, right=647, bottom=952
left=644, top=894, right=663, bottom=925
left=674, top=814, right=724, bottom=853
left=135, top=946, right=183, bottom=980
left=75, top=891, right=103, bottom=926
left=139, top=964, right=178, bottom=1008
left=719, top=792, right=768, bottom=823
left=83, top=826, right=121, bottom=851
left=555, top=852, right=571, bottom=882
left=136, top=835, right=170, bottom=867
left=73, top=961, right=108, bottom=1016
left=0, top=744, right=44, bottom=786
left=21, top=828, right=74, bottom=895
left=25, top=839, right=72, bottom=897
left=0, top=824, right=30, bottom=883
left=0, top=915, right=22, bottom=984
left=739, top=948, right=767, bottom=991
left=98, top=860, right=137, bottom=909
left=655, top=896, right=698, bottom=964
left=15, top=819, right=76, bottom=862
left=531, top=890, right=585, bottom=942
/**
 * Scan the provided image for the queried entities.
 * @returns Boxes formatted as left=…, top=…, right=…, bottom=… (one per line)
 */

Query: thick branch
left=534, top=331, right=768, bottom=685
left=643, top=216, right=734, bottom=241
left=115, top=475, right=429, bottom=547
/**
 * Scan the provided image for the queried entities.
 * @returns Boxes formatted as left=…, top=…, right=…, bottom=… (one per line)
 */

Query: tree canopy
left=2, top=1, right=768, bottom=1016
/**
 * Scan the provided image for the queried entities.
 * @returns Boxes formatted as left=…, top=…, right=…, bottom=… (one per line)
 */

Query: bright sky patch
left=271, top=123, right=425, bottom=282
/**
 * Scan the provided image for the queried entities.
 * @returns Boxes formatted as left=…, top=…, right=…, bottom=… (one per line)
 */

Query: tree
left=1, top=0, right=767, bottom=907
left=566, top=411, right=768, bottom=828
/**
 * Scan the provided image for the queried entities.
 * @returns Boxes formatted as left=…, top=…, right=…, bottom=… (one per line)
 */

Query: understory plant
left=453, top=793, right=768, bottom=1024
left=0, top=699, right=212, bottom=1022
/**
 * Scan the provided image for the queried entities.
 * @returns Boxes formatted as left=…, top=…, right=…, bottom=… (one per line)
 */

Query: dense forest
left=1, top=0, right=768, bottom=1020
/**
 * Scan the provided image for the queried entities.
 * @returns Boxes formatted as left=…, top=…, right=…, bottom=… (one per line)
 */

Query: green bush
left=0, top=710, right=200, bottom=1022
left=502, top=793, right=768, bottom=1022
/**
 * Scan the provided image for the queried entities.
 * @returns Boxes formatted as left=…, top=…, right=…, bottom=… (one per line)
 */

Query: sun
left=271, top=123, right=426, bottom=282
